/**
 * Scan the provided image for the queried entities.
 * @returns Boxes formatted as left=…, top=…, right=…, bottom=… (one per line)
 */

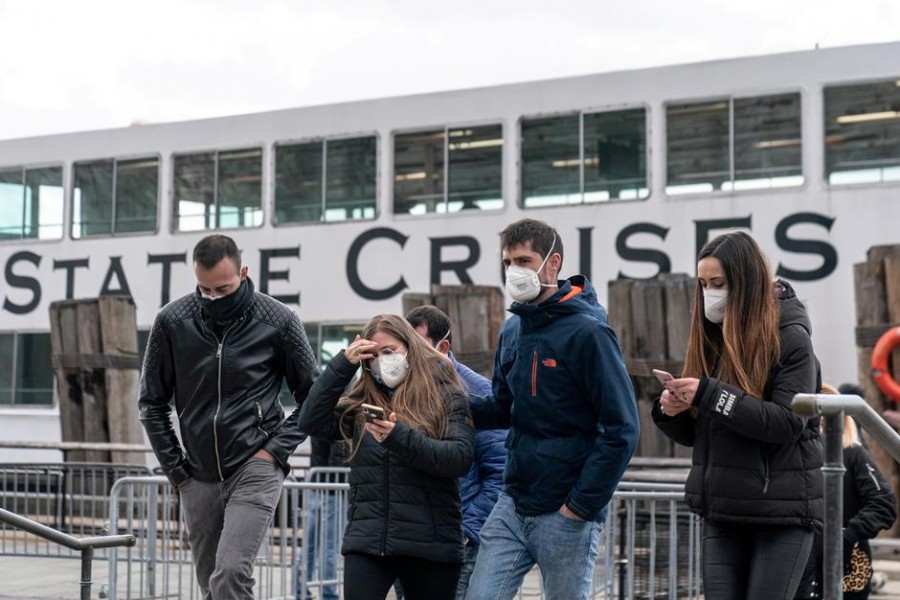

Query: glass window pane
left=584, top=109, right=647, bottom=202
left=274, top=142, right=323, bottom=224
left=319, top=323, right=364, bottom=365
left=325, top=137, right=377, bottom=222
left=15, top=333, right=53, bottom=405
left=174, top=152, right=215, bottom=231
left=394, top=129, right=445, bottom=215
left=521, top=115, right=580, bottom=207
left=25, top=166, right=63, bottom=240
left=0, top=168, right=24, bottom=240
left=72, top=160, right=114, bottom=238
left=447, top=125, right=503, bottom=212
left=666, top=101, right=730, bottom=194
left=217, top=148, right=262, bottom=229
left=733, top=94, right=802, bottom=188
left=0, top=334, right=13, bottom=404
left=825, top=80, right=900, bottom=185
left=115, top=157, right=159, bottom=233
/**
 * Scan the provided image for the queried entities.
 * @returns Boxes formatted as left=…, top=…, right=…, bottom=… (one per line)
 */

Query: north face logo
left=714, top=389, right=737, bottom=417
left=542, top=358, right=557, bottom=368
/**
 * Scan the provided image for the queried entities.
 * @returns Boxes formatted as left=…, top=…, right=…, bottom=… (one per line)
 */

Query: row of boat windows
left=1, top=78, right=899, bottom=241
left=0, top=323, right=364, bottom=406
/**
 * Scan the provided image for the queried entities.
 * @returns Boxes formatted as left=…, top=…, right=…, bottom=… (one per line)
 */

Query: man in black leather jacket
left=139, top=234, right=318, bottom=600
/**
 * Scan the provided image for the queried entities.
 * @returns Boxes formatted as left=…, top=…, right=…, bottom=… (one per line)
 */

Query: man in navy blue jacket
left=466, top=218, right=639, bottom=600
left=406, top=305, right=507, bottom=600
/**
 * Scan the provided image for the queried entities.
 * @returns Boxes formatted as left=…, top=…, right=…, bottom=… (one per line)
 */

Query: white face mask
left=703, top=288, right=728, bottom=323
left=504, top=234, right=557, bottom=303
left=377, top=353, right=409, bottom=388
left=200, top=293, right=221, bottom=301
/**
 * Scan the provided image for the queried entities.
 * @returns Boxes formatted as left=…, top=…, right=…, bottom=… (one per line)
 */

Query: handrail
left=0, top=507, right=135, bottom=600
left=792, top=393, right=900, bottom=462
left=791, top=393, right=900, bottom=600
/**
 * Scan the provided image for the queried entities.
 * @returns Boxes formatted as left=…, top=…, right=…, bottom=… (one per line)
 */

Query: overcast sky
left=1, top=0, right=898, bottom=141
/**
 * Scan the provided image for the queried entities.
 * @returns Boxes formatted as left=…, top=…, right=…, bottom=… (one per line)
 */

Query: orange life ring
left=871, top=326, right=900, bottom=401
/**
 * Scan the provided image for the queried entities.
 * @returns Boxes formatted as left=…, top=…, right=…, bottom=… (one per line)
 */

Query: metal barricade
left=0, top=462, right=151, bottom=557
left=102, top=474, right=700, bottom=600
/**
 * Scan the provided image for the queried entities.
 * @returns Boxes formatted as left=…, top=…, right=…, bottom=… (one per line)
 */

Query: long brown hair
left=340, top=314, right=462, bottom=447
left=682, top=231, right=780, bottom=398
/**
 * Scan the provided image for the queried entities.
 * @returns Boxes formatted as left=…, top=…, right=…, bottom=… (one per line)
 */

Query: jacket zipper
left=762, top=452, right=770, bottom=494
left=212, top=321, right=239, bottom=481
left=531, top=351, right=538, bottom=397
left=255, top=401, right=269, bottom=439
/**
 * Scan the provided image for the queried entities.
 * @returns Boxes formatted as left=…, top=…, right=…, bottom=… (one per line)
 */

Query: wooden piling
left=49, top=297, right=144, bottom=464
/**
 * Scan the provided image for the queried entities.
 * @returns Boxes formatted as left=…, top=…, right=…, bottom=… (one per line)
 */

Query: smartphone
left=361, top=403, right=386, bottom=422
left=652, top=369, right=674, bottom=386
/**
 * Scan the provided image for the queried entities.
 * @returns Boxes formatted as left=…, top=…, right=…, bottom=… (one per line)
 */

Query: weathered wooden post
left=402, top=284, right=505, bottom=378
left=852, top=244, right=900, bottom=535
left=608, top=274, right=694, bottom=458
left=49, top=297, right=144, bottom=464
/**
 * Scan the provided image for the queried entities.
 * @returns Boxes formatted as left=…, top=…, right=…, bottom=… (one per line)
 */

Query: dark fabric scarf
left=198, top=277, right=254, bottom=332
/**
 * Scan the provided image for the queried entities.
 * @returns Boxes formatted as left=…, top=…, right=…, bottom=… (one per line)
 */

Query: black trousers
left=343, top=552, right=461, bottom=600
left=703, top=520, right=814, bottom=600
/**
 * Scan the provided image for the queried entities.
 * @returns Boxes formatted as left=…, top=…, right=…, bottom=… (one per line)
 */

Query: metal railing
left=0, top=506, right=135, bottom=600
left=792, top=392, right=900, bottom=600
left=0, top=462, right=153, bottom=556
left=101, top=474, right=700, bottom=600
left=0, top=457, right=700, bottom=599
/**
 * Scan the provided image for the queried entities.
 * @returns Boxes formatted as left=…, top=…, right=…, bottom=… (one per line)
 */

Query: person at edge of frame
left=139, top=233, right=319, bottom=600
left=794, top=383, right=896, bottom=600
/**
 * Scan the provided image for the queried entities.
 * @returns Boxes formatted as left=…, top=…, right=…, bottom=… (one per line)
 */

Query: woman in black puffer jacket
left=795, top=386, right=896, bottom=600
left=653, top=231, right=823, bottom=599
left=298, top=314, right=474, bottom=600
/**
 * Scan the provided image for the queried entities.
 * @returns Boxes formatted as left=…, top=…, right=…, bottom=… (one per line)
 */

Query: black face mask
left=198, top=277, right=253, bottom=324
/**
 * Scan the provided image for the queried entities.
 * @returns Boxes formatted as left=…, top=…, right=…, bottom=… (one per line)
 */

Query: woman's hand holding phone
left=654, top=370, right=697, bottom=416
left=364, top=409, right=397, bottom=444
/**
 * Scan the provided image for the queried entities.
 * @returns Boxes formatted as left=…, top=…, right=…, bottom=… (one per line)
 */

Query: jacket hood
left=509, top=275, right=607, bottom=327
left=774, top=279, right=812, bottom=335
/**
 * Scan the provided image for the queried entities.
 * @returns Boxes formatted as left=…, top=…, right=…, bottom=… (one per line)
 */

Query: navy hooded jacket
left=450, top=353, right=507, bottom=544
left=470, top=275, right=640, bottom=522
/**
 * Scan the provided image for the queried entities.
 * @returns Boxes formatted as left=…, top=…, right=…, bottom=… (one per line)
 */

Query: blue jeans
left=465, top=492, right=602, bottom=600
left=301, top=491, right=339, bottom=600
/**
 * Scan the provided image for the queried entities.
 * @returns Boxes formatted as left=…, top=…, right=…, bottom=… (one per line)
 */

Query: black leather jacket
left=139, top=288, right=318, bottom=485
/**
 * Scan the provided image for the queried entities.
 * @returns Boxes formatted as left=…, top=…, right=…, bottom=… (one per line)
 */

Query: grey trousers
left=179, top=457, right=285, bottom=600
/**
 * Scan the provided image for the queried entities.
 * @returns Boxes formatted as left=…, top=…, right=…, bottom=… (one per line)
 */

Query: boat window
left=274, top=135, right=376, bottom=224
left=825, top=79, right=900, bottom=185
left=0, top=165, right=63, bottom=240
left=72, top=157, right=158, bottom=237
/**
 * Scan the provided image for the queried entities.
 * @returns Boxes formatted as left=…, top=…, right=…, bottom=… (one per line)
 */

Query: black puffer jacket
left=653, top=280, right=824, bottom=529
left=795, top=443, right=896, bottom=598
left=139, top=283, right=318, bottom=485
left=297, top=351, right=474, bottom=563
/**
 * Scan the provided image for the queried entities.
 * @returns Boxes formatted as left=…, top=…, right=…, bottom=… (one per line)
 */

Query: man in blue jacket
left=406, top=305, right=507, bottom=600
left=466, top=218, right=639, bottom=600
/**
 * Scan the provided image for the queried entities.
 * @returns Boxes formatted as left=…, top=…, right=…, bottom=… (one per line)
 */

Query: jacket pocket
left=535, top=437, right=589, bottom=464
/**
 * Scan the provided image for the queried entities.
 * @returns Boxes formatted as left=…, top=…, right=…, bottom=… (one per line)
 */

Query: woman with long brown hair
left=652, top=231, right=823, bottom=599
left=297, top=314, right=474, bottom=600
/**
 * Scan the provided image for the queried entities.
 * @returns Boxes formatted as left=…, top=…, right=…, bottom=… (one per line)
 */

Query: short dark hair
left=405, top=305, right=452, bottom=344
left=193, top=235, right=241, bottom=271
left=500, top=218, right=563, bottom=266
